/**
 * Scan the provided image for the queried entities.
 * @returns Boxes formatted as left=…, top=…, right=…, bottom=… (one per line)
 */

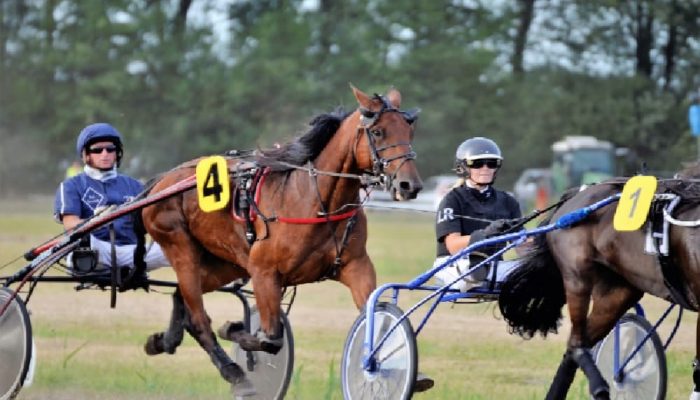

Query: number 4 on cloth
left=613, top=175, right=657, bottom=232
left=196, top=156, right=231, bottom=212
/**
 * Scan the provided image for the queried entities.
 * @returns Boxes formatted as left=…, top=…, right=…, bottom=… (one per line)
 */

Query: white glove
left=93, top=205, right=110, bottom=215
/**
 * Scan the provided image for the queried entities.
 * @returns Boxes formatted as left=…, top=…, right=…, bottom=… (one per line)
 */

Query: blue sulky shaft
left=361, top=193, right=622, bottom=371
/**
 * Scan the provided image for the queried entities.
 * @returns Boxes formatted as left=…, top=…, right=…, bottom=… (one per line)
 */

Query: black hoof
left=260, top=338, right=283, bottom=354
left=413, top=372, right=435, bottom=393
left=144, top=332, right=165, bottom=355
left=217, top=321, right=246, bottom=342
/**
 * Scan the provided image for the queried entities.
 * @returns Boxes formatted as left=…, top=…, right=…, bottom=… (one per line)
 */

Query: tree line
left=1, top=0, right=699, bottom=195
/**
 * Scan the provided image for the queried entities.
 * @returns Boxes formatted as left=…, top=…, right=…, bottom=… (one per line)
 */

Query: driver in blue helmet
left=53, top=123, right=169, bottom=274
left=432, top=137, right=522, bottom=291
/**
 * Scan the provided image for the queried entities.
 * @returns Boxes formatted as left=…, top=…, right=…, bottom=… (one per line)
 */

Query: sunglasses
left=87, top=145, right=117, bottom=154
left=467, top=159, right=501, bottom=169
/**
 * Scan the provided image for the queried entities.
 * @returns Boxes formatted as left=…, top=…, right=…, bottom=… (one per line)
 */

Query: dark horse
left=139, top=86, right=422, bottom=394
left=499, top=163, right=700, bottom=400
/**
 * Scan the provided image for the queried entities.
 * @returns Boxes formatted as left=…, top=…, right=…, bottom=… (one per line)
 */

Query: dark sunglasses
left=87, top=145, right=117, bottom=154
left=467, top=159, right=501, bottom=169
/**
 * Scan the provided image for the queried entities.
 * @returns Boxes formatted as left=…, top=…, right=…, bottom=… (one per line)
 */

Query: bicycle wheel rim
left=342, top=303, right=416, bottom=400
left=231, top=306, right=294, bottom=400
left=595, top=314, right=665, bottom=400
left=0, top=288, right=32, bottom=400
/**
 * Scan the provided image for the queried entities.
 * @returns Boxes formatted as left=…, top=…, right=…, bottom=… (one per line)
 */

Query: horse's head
left=350, top=85, right=423, bottom=200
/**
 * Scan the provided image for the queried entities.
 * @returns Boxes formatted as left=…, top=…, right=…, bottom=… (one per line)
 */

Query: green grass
left=1, top=202, right=697, bottom=399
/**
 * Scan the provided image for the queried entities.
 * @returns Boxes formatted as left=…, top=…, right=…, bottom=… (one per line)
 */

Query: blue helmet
left=76, top=123, right=124, bottom=165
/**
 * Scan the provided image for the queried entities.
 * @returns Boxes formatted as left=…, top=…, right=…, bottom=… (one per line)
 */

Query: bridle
left=355, top=94, right=419, bottom=190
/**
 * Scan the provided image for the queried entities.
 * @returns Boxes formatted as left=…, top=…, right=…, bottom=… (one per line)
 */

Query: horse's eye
left=360, top=108, right=376, bottom=119
left=370, top=129, right=384, bottom=138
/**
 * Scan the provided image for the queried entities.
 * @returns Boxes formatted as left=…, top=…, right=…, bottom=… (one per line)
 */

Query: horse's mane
left=256, top=108, right=353, bottom=172
left=675, top=161, right=700, bottom=179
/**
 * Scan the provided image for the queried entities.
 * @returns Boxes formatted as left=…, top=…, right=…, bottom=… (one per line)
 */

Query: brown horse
left=139, top=85, right=422, bottom=394
left=498, top=163, right=700, bottom=400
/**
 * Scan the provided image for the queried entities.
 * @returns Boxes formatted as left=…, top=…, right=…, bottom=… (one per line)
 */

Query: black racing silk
left=435, top=185, right=521, bottom=257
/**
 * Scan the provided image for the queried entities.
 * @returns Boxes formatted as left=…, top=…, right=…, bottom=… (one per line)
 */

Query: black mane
left=256, top=108, right=353, bottom=171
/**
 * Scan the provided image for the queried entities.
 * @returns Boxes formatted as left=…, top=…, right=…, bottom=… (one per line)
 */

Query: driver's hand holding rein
left=432, top=137, right=522, bottom=291
left=53, top=123, right=169, bottom=274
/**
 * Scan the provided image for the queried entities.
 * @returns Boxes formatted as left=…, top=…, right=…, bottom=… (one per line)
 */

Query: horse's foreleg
left=249, top=267, right=284, bottom=353
left=145, top=289, right=186, bottom=355
left=337, top=255, right=376, bottom=309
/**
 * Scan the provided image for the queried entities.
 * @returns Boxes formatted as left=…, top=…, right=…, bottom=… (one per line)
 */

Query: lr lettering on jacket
left=437, top=207, right=454, bottom=223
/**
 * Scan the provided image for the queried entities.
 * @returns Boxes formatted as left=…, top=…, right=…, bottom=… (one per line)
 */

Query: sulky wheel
left=594, top=313, right=667, bottom=400
left=341, top=302, right=417, bottom=400
left=230, top=305, right=294, bottom=400
left=0, top=288, right=33, bottom=400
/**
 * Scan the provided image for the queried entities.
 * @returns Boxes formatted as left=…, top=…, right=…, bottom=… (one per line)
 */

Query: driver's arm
left=61, top=214, right=82, bottom=231
left=444, top=232, right=472, bottom=255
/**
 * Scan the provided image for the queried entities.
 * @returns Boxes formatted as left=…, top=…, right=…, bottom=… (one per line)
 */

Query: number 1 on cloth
left=613, top=175, right=657, bottom=232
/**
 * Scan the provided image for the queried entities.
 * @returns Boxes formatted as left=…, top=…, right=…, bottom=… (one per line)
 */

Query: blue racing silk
left=54, top=172, right=144, bottom=245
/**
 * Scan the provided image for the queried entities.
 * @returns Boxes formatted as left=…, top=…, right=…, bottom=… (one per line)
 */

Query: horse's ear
left=350, top=83, right=372, bottom=109
left=387, top=88, right=402, bottom=108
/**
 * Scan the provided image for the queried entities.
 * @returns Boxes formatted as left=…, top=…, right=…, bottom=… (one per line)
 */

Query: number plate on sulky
left=613, top=175, right=657, bottom=231
left=196, top=156, right=231, bottom=212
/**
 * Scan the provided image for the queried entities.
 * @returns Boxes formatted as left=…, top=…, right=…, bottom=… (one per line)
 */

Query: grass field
left=1, top=196, right=697, bottom=399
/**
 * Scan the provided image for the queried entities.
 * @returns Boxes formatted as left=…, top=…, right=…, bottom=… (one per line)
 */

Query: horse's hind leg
left=691, top=315, right=700, bottom=400
left=548, top=271, right=641, bottom=400
left=145, top=289, right=185, bottom=355
left=156, top=238, right=253, bottom=394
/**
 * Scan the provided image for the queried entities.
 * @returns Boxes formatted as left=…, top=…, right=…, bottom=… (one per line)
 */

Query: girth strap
left=649, top=197, right=697, bottom=310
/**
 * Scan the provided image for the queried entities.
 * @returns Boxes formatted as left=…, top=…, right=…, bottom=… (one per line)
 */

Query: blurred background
left=2, top=0, right=700, bottom=205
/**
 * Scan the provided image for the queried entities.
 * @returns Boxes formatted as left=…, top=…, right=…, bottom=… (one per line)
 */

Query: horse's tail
left=498, top=237, right=565, bottom=339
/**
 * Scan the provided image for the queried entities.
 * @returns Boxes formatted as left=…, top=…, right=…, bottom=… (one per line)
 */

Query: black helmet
left=454, top=137, right=502, bottom=177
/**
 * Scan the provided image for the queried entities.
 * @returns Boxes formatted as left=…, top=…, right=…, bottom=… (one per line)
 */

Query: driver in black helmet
left=433, top=137, right=522, bottom=291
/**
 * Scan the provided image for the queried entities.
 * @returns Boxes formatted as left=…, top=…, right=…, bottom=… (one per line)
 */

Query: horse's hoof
left=217, top=321, right=245, bottom=341
left=144, top=332, right=165, bottom=355
left=592, top=388, right=610, bottom=400
left=236, top=333, right=262, bottom=351
left=260, top=337, right=283, bottom=355
left=256, top=330, right=283, bottom=354
left=221, top=362, right=249, bottom=386
left=232, top=376, right=256, bottom=397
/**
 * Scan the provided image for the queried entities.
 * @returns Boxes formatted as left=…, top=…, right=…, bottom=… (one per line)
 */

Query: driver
left=53, top=122, right=169, bottom=274
left=433, top=136, right=522, bottom=291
